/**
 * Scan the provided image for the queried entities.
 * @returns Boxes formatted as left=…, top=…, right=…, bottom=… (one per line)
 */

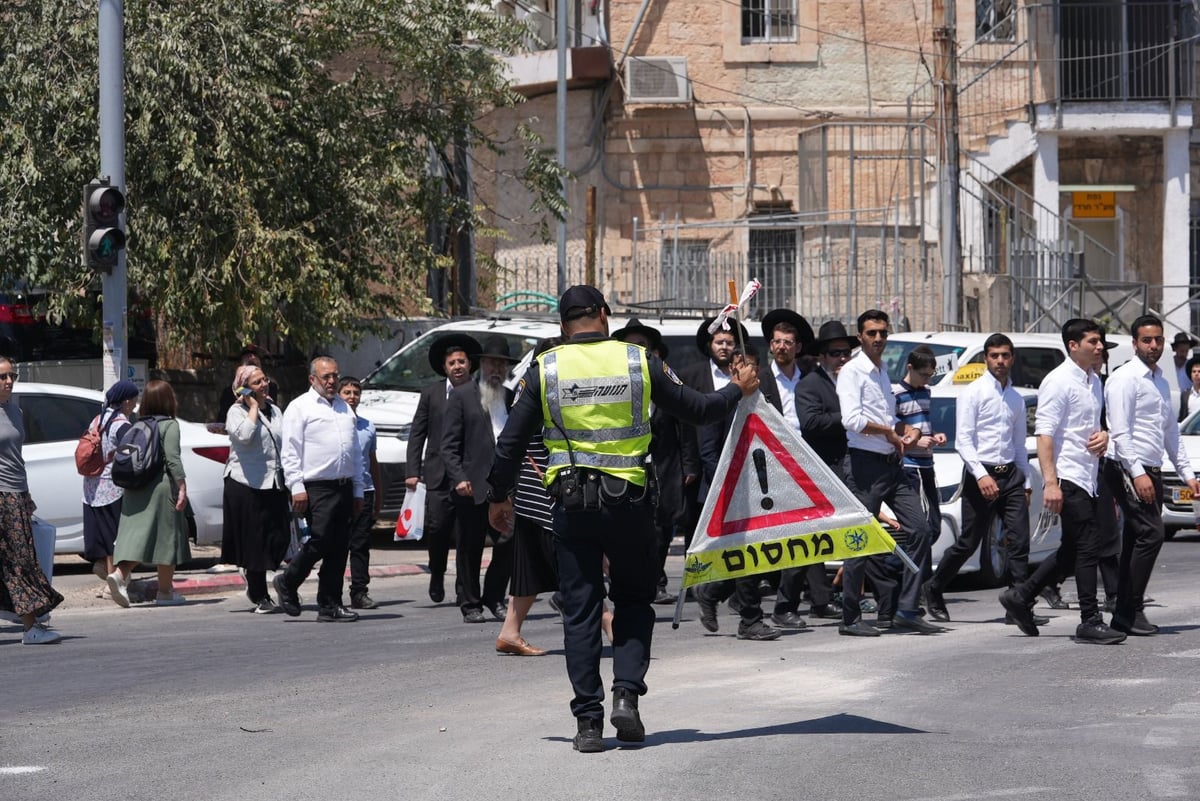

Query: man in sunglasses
left=836, top=309, right=942, bottom=636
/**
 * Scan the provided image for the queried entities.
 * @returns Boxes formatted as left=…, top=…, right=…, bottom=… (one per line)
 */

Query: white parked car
left=883, top=331, right=1068, bottom=389
left=1160, top=409, right=1200, bottom=537
left=14, top=382, right=230, bottom=554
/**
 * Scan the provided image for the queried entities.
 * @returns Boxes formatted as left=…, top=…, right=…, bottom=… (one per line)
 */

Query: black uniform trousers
left=695, top=576, right=764, bottom=627
left=280, top=479, right=354, bottom=609
left=424, top=487, right=457, bottom=581
left=1012, top=479, right=1102, bottom=622
left=772, top=564, right=833, bottom=615
left=347, top=489, right=376, bottom=597
left=453, top=499, right=513, bottom=614
left=931, top=464, right=1030, bottom=591
left=1103, top=461, right=1165, bottom=622
left=842, top=449, right=931, bottom=624
left=555, top=495, right=659, bottom=721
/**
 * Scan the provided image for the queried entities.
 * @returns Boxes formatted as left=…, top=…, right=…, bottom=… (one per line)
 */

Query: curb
left=171, top=562, right=428, bottom=596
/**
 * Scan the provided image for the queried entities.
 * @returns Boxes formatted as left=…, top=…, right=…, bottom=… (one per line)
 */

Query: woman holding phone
left=220, top=364, right=291, bottom=613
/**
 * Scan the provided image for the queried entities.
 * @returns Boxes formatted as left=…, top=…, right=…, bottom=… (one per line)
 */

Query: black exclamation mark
left=752, top=448, right=773, bottom=510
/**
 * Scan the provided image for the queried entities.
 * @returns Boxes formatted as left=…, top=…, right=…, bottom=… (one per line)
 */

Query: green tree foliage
left=0, top=0, right=564, bottom=357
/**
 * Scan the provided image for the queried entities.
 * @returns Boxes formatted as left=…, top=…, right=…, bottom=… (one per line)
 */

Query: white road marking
left=0, top=766, right=45, bottom=775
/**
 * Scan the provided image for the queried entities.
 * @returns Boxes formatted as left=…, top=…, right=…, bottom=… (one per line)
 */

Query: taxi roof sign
left=952, top=363, right=986, bottom=384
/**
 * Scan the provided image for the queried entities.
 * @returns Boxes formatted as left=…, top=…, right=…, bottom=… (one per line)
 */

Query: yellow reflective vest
left=538, top=339, right=652, bottom=486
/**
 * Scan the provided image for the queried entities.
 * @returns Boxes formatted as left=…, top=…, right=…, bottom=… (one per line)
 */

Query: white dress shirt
left=710, top=360, right=731, bottom=391
left=1035, top=358, right=1103, bottom=496
left=772, top=360, right=802, bottom=431
left=1106, top=357, right=1194, bottom=481
left=281, top=386, right=364, bottom=498
left=837, top=351, right=897, bottom=455
left=955, top=370, right=1031, bottom=489
left=1183, top=386, right=1200, bottom=421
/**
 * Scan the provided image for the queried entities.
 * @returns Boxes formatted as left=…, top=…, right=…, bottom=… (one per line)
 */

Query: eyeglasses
left=825, top=348, right=852, bottom=358
left=0, top=373, right=17, bottom=381
left=771, top=339, right=797, bottom=347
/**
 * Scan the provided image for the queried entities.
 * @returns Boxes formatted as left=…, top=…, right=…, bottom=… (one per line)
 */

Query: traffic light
left=82, top=179, right=126, bottom=273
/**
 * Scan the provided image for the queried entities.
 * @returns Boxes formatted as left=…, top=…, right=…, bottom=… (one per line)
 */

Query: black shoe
left=463, top=608, right=487, bottom=624
left=316, top=605, right=360, bottom=622
left=1111, top=610, right=1158, bottom=636
left=350, top=592, right=378, bottom=610
left=860, top=598, right=877, bottom=614
left=573, top=718, right=604, bottom=753
left=1005, top=612, right=1050, bottom=627
left=769, top=611, right=808, bottom=630
left=428, top=575, right=445, bottom=604
left=1039, top=586, right=1069, bottom=610
left=653, top=588, right=677, bottom=605
left=1076, top=617, right=1127, bottom=644
left=893, top=614, right=945, bottom=634
left=696, top=592, right=719, bottom=633
left=874, top=616, right=894, bottom=630
left=838, top=619, right=881, bottom=637
left=610, top=688, right=645, bottom=743
left=999, top=588, right=1038, bottom=636
left=272, top=574, right=301, bottom=617
left=808, top=604, right=842, bottom=620
left=736, top=621, right=781, bottom=641
left=923, top=581, right=950, bottom=622
left=487, top=601, right=508, bottom=622
left=253, top=597, right=281, bottom=615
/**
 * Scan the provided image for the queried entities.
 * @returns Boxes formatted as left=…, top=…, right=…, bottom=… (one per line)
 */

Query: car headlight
left=938, top=484, right=961, bottom=503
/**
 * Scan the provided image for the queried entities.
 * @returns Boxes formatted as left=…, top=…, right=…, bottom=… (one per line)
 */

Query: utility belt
left=548, top=466, right=657, bottom=512
left=983, top=462, right=1017, bottom=476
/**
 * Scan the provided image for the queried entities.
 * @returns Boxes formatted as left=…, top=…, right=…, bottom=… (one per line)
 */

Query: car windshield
left=1184, top=413, right=1200, bottom=435
left=928, top=395, right=1036, bottom=452
left=364, top=331, right=542, bottom=391
left=882, top=342, right=966, bottom=384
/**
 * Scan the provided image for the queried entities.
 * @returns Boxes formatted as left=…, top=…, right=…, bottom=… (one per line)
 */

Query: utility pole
left=98, top=0, right=127, bottom=388
left=933, top=0, right=962, bottom=328
left=555, top=0, right=568, bottom=295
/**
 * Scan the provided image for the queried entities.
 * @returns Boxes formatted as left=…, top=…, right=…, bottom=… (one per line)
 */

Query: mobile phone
left=237, top=386, right=253, bottom=397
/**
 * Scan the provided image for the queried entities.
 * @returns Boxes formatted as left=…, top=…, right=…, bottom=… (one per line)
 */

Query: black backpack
left=111, top=415, right=168, bottom=490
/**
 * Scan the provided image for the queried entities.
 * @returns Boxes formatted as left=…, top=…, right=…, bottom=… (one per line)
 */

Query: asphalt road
left=4, top=534, right=1200, bottom=801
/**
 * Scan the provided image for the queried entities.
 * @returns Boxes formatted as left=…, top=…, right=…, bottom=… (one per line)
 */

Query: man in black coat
left=613, top=319, right=700, bottom=605
left=406, top=333, right=482, bottom=603
left=441, top=336, right=518, bottom=623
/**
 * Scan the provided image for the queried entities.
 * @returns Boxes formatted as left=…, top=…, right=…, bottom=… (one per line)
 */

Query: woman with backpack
left=220, top=364, right=291, bottom=613
left=106, top=379, right=190, bottom=608
left=81, top=380, right=138, bottom=595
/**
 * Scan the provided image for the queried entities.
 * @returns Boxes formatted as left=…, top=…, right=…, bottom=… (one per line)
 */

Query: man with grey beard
left=441, top=336, right=518, bottom=623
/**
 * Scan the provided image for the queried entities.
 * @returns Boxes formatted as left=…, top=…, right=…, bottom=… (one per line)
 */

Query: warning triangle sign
left=683, top=393, right=896, bottom=589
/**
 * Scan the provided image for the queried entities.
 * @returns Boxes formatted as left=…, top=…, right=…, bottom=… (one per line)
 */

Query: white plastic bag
left=394, top=482, right=426, bottom=541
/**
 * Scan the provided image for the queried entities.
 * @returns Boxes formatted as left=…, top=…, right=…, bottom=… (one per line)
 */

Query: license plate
left=1172, top=486, right=1193, bottom=503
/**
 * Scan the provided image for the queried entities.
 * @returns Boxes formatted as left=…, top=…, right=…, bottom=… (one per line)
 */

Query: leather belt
left=307, top=478, right=352, bottom=487
left=984, top=463, right=1016, bottom=475
left=1142, top=465, right=1162, bottom=475
left=850, top=448, right=900, bottom=465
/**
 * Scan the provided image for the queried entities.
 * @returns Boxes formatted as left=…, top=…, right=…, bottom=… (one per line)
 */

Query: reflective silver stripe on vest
left=541, top=346, right=649, bottom=443
left=547, top=451, right=647, bottom=470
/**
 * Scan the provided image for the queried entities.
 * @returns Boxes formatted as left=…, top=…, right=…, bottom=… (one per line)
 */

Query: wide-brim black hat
left=428, top=333, right=482, bottom=377
left=815, top=320, right=854, bottom=349
left=696, top=317, right=751, bottom=357
left=760, top=309, right=816, bottom=352
left=1172, top=331, right=1198, bottom=347
left=613, top=318, right=668, bottom=359
left=478, top=335, right=520, bottom=363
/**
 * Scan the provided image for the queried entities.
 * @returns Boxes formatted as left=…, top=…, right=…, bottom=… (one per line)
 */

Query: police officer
left=486, top=286, right=759, bottom=754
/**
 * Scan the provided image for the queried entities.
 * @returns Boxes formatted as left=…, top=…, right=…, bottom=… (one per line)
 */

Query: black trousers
left=1014, top=479, right=1102, bottom=621
left=654, top=520, right=674, bottom=592
left=424, top=486, right=457, bottom=579
left=1103, top=460, right=1165, bottom=621
left=554, top=497, right=658, bottom=721
left=281, top=480, right=354, bottom=609
left=932, top=465, right=1030, bottom=590
left=772, top=564, right=833, bottom=615
left=453, top=499, right=513, bottom=613
left=842, top=450, right=932, bottom=623
left=695, top=576, right=763, bottom=626
left=347, top=490, right=376, bottom=596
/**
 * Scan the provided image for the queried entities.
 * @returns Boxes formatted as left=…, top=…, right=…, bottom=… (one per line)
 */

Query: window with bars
left=660, top=240, right=713, bottom=305
left=749, top=226, right=797, bottom=311
left=742, top=0, right=798, bottom=44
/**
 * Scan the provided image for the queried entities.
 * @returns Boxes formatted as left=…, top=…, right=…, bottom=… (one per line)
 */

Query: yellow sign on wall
left=1073, top=191, right=1116, bottom=219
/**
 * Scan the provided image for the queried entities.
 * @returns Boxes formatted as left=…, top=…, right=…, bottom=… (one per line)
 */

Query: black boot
left=610, top=688, right=645, bottom=743
left=573, top=718, right=604, bottom=753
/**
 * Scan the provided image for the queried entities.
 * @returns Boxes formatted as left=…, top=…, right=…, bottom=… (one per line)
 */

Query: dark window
left=749, top=226, right=797, bottom=312
left=1011, top=347, right=1065, bottom=389
left=659, top=240, right=712, bottom=308
left=18, top=394, right=102, bottom=444
left=976, top=0, right=1015, bottom=42
left=742, top=0, right=798, bottom=43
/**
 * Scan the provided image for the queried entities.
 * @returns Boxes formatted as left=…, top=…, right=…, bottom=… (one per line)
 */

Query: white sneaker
left=106, top=572, right=130, bottom=608
left=22, top=624, right=62, bottom=645
left=156, top=591, right=187, bottom=606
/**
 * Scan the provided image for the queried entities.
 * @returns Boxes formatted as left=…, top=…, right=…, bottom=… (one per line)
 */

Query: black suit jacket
left=795, top=366, right=847, bottom=467
left=679, top=360, right=734, bottom=499
left=407, top=380, right=451, bottom=490
left=651, top=403, right=700, bottom=527
left=441, top=380, right=514, bottom=505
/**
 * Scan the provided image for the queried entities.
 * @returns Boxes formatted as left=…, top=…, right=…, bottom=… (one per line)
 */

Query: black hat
left=815, top=320, right=855, bottom=351
left=1172, top=331, right=1198, bottom=347
left=478, top=335, right=519, bottom=363
left=760, top=309, right=816, bottom=352
left=696, top=317, right=751, bottom=357
left=428, top=333, right=482, bottom=377
left=558, top=285, right=612, bottom=322
left=1100, top=329, right=1119, bottom=352
left=613, top=318, right=668, bottom=359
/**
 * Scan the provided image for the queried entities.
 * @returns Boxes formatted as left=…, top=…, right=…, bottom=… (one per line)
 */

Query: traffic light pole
left=98, top=0, right=127, bottom=389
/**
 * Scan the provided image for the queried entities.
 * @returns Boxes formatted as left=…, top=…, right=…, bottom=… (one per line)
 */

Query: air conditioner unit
left=624, top=57, right=692, bottom=104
